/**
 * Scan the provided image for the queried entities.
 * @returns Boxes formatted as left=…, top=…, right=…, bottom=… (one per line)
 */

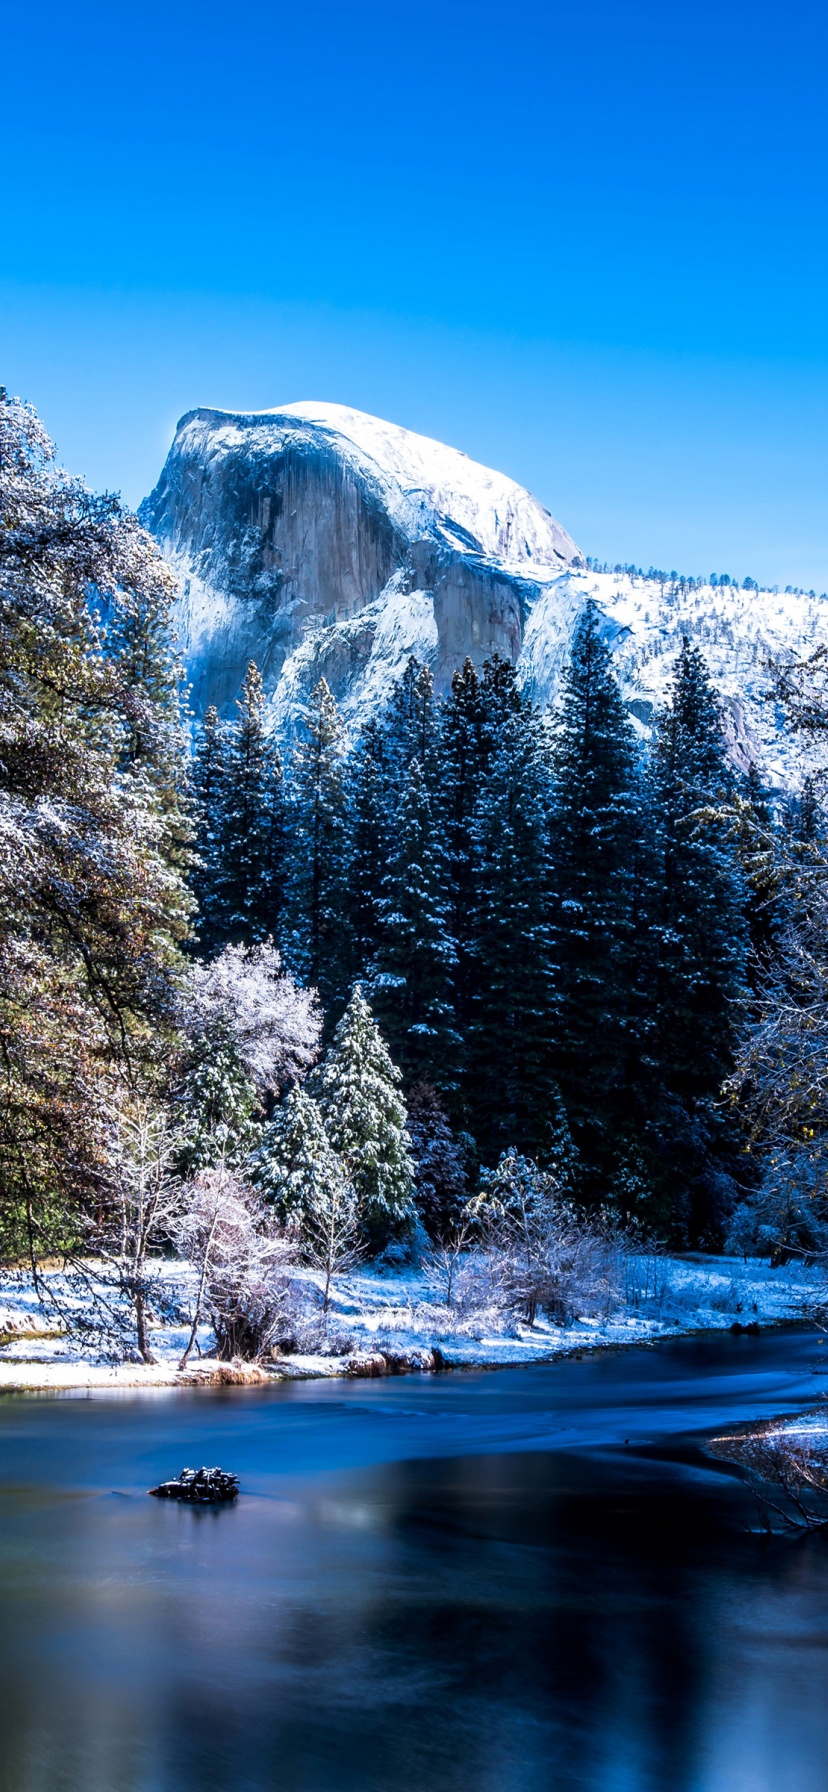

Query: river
left=0, top=1328, right=826, bottom=1792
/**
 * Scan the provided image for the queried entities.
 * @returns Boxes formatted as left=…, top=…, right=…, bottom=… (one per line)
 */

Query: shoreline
left=0, top=1253, right=821, bottom=1395
left=0, top=1314, right=818, bottom=1397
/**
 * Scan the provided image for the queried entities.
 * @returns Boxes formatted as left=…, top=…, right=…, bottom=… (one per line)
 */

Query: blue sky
left=3, top=0, right=828, bottom=586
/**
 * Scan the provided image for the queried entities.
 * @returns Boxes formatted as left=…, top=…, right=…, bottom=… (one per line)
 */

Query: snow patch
left=0, top=1255, right=821, bottom=1391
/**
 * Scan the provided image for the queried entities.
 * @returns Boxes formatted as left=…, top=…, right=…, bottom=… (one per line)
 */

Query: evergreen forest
left=4, top=387, right=828, bottom=1344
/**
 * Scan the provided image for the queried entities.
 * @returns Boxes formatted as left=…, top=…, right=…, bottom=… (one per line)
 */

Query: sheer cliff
left=142, top=400, right=826, bottom=782
left=139, top=401, right=581, bottom=723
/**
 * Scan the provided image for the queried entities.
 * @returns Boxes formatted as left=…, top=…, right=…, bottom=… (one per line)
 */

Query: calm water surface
left=1, top=1329, right=827, bottom=1792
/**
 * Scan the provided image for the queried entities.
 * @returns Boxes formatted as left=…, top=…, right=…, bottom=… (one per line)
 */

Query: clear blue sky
left=3, top=0, right=828, bottom=587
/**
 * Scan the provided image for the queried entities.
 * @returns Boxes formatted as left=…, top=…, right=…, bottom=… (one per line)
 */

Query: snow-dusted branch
left=184, top=940, right=321, bottom=1093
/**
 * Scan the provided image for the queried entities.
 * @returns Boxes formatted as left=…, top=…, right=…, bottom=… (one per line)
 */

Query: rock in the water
left=148, top=1466, right=239, bottom=1503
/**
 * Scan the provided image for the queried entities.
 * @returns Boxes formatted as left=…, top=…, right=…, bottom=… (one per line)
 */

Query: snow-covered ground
left=0, top=1254, right=822, bottom=1392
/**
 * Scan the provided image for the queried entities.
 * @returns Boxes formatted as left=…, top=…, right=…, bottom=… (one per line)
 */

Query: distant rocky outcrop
left=140, top=401, right=580, bottom=729
left=142, top=400, right=827, bottom=782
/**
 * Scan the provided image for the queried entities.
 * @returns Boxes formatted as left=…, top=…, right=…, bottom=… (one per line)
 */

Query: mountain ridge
left=141, top=402, right=824, bottom=785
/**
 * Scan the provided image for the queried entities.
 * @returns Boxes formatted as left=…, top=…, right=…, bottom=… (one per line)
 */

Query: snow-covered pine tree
left=383, top=657, right=441, bottom=792
left=406, top=1083, right=470, bottom=1241
left=368, top=758, right=458, bottom=1089
left=438, top=657, right=487, bottom=1051
left=729, top=762, right=781, bottom=992
left=310, top=987, right=416, bottom=1250
left=216, top=661, right=286, bottom=946
left=645, top=638, right=748, bottom=1240
left=285, top=678, right=349, bottom=1014
left=438, top=655, right=526, bottom=1065
left=649, top=639, right=747, bottom=1094
left=175, top=1030, right=260, bottom=1175
left=257, top=1084, right=361, bottom=1310
left=256, top=1083, right=349, bottom=1230
left=548, top=599, right=642, bottom=1179
left=466, top=705, right=562, bottom=1165
left=344, top=716, right=389, bottom=985
left=479, top=653, right=523, bottom=751
left=191, top=704, right=228, bottom=952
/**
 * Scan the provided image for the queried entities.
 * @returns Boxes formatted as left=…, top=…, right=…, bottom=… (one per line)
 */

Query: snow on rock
left=139, top=401, right=580, bottom=732
left=141, top=401, right=828, bottom=777
left=519, top=569, right=828, bottom=785
left=274, top=402, right=577, bottom=570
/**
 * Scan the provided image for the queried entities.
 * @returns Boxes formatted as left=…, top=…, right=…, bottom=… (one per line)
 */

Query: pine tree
left=368, top=759, right=458, bottom=1088
left=176, top=1029, right=260, bottom=1176
left=732, top=763, right=781, bottom=991
left=438, top=656, right=525, bottom=1074
left=440, top=658, right=486, bottom=831
left=383, top=657, right=441, bottom=791
left=649, top=640, right=747, bottom=1096
left=466, top=707, right=562, bottom=1164
left=345, top=716, right=389, bottom=984
left=285, top=679, right=349, bottom=1013
left=406, top=1084, right=469, bottom=1241
left=479, top=653, right=523, bottom=749
left=256, top=1084, right=349, bottom=1231
left=548, top=600, right=641, bottom=1176
left=645, top=638, right=748, bottom=1240
left=217, top=661, right=286, bottom=946
left=191, top=704, right=228, bottom=952
left=310, top=988, right=415, bottom=1249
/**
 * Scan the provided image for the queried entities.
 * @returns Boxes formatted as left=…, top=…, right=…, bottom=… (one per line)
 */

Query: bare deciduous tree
left=467, top=1152, right=627, bottom=1327
left=97, top=1100, right=187, bottom=1363
left=175, top=1170, right=294, bottom=1361
left=301, top=1165, right=363, bottom=1316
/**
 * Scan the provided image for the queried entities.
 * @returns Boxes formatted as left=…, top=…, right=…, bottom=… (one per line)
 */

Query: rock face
left=142, top=400, right=827, bottom=782
left=140, top=401, right=581, bottom=726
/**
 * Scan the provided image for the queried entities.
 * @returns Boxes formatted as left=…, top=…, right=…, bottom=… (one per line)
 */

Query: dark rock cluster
left=148, top=1466, right=239, bottom=1503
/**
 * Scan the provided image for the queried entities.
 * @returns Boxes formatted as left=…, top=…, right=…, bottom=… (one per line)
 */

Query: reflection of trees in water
left=1, top=1451, right=828, bottom=1792
left=357, top=1449, right=719, bottom=1792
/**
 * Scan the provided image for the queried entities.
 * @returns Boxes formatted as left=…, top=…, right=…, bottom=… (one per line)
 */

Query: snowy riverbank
left=0, top=1253, right=823, bottom=1392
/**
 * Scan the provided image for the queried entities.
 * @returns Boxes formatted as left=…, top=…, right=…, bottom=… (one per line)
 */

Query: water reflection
left=0, top=1337, right=826, bottom=1791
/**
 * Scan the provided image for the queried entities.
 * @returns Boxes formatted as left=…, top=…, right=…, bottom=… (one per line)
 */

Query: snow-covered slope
left=140, top=402, right=580, bottom=724
left=274, top=402, right=577, bottom=569
left=520, top=570, right=828, bottom=786
left=141, top=402, right=826, bottom=781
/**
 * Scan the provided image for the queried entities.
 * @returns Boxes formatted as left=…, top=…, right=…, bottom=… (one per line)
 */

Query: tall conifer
left=383, top=658, right=440, bottom=791
left=548, top=600, right=640, bottom=1174
left=285, top=678, right=349, bottom=1012
left=466, top=707, right=560, bottom=1164
left=219, top=661, right=285, bottom=946
left=345, top=716, right=389, bottom=984
left=368, top=759, right=458, bottom=1087
left=645, top=639, right=748, bottom=1238
left=310, top=988, right=415, bottom=1248
left=191, top=704, right=228, bottom=952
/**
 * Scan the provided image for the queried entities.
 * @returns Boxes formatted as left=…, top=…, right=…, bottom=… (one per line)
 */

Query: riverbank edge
left=0, top=1313, right=817, bottom=1395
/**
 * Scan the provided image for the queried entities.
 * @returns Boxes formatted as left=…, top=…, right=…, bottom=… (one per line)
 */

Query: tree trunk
left=135, top=1289, right=156, bottom=1364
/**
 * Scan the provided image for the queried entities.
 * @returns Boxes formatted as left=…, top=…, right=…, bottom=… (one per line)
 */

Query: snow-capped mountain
left=142, top=401, right=826, bottom=783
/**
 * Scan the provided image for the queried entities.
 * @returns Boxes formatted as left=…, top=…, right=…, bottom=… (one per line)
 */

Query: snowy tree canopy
left=311, top=987, right=415, bottom=1248
left=0, top=390, right=192, bottom=1249
left=256, top=1084, right=350, bottom=1229
left=184, top=941, right=321, bottom=1094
